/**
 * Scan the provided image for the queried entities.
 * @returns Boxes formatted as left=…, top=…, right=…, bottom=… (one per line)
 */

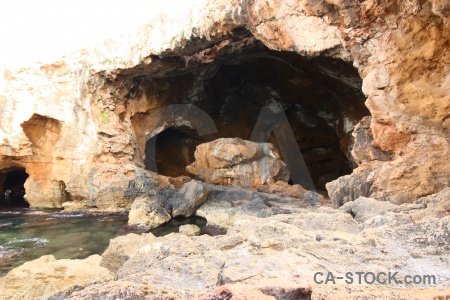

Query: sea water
left=0, top=208, right=209, bottom=276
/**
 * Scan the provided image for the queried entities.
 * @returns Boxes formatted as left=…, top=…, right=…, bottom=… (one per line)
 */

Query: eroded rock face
left=187, top=138, right=289, bottom=187
left=351, top=116, right=392, bottom=165
left=0, top=0, right=448, bottom=209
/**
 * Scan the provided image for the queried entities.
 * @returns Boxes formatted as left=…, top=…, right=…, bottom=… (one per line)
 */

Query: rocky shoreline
left=1, top=188, right=449, bottom=299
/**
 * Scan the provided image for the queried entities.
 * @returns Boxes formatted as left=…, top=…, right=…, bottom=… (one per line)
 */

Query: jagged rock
left=169, top=180, right=209, bottom=217
left=127, top=195, right=171, bottom=229
left=351, top=116, right=392, bottom=165
left=186, top=138, right=289, bottom=187
left=289, top=209, right=361, bottom=234
left=114, top=234, right=223, bottom=293
left=179, top=224, right=201, bottom=236
left=0, top=255, right=113, bottom=300
left=326, top=163, right=380, bottom=207
left=100, top=233, right=157, bottom=273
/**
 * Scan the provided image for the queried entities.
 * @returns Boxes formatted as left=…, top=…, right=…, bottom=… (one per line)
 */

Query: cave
left=0, top=169, right=30, bottom=208
left=135, top=39, right=369, bottom=191
left=144, top=126, right=204, bottom=178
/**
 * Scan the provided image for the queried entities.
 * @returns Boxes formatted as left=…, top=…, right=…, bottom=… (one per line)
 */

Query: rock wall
left=0, top=0, right=448, bottom=209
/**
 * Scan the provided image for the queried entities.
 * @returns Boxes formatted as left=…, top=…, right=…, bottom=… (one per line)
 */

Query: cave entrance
left=132, top=39, right=370, bottom=192
left=201, top=52, right=370, bottom=192
left=0, top=169, right=30, bottom=208
left=144, top=127, right=204, bottom=178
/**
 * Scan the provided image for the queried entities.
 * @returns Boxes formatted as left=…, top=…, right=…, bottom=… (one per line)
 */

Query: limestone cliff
left=0, top=0, right=448, bottom=209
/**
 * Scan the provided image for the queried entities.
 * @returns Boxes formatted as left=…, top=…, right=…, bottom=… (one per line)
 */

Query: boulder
left=127, top=195, right=171, bottom=229
left=179, top=224, right=202, bottom=236
left=169, top=180, right=209, bottom=217
left=187, top=138, right=289, bottom=187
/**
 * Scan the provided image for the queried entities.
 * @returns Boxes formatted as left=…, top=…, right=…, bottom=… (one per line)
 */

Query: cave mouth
left=145, top=126, right=205, bottom=178
left=134, top=41, right=370, bottom=191
left=0, top=169, right=30, bottom=208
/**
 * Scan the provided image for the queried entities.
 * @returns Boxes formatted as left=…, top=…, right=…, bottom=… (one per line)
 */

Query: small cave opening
left=144, top=127, right=205, bottom=178
left=0, top=169, right=30, bottom=208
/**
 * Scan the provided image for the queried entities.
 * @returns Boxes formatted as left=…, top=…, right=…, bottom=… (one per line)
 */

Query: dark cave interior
left=0, top=169, right=30, bottom=208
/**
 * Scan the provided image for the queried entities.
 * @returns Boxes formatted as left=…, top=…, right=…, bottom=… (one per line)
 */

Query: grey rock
left=170, top=180, right=209, bottom=217
left=326, top=164, right=378, bottom=207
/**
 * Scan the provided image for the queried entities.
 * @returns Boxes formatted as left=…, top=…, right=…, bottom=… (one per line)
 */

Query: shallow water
left=0, top=208, right=209, bottom=276
left=0, top=208, right=130, bottom=276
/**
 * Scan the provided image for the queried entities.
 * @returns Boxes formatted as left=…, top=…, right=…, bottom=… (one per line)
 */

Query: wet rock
left=179, top=224, right=201, bottom=236
left=127, top=195, right=171, bottom=229
left=169, top=180, right=209, bottom=217
left=0, top=255, right=113, bottom=300
left=187, top=138, right=289, bottom=187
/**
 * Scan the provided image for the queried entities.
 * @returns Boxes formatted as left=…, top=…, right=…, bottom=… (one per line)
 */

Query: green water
left=0, top=208, right=208, bottom=276
left=0, top=209, right=131, bottom=276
